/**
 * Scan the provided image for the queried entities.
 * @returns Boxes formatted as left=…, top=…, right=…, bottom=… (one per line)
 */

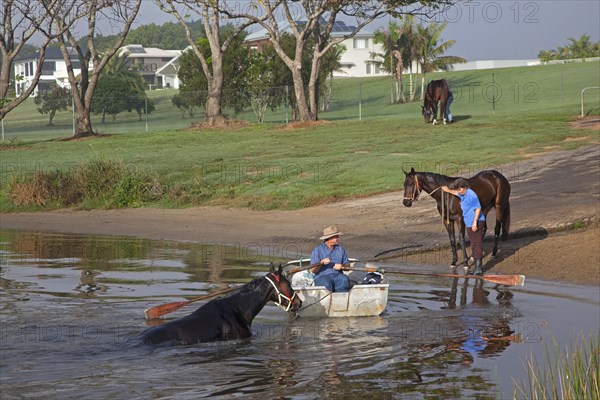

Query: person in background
left=445, top=85, right=454, bottom=124
left=442, top=179, right=485, bottom=275
left=310, top=226, right=350, bottom=292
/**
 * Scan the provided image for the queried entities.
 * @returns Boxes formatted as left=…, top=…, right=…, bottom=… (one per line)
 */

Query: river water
left=1, top=230, right=598, bottom=399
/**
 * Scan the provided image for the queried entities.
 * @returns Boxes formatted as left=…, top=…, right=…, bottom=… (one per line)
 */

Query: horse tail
left=497, top=171, right=511, bottom=240
left=501, top=203, right=511, bottom=240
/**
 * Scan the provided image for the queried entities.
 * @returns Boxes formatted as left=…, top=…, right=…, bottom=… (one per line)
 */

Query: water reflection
left=1, top=229, right=598, bottom=399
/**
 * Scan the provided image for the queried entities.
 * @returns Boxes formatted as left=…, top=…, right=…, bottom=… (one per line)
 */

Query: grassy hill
left=0, top=61, right=598, bottom=211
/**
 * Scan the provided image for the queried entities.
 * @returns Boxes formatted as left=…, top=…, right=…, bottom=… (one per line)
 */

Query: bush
left=6, top=159, right=164, bottom=209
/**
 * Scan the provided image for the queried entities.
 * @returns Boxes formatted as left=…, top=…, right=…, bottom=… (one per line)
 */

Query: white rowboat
left=284, top=258, right=389, bottom=318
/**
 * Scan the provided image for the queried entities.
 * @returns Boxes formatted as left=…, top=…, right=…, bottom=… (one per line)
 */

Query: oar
left=344, top=267, right=525, bottom=287
left=144, top=286, right=238, bottom=320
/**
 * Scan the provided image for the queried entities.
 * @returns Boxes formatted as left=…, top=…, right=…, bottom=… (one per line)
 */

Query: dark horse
left=402, top=168, right=511, bottom=267
left=422, top=79, right=449, bottom=125
left=141, top=265, right=302, bottom=345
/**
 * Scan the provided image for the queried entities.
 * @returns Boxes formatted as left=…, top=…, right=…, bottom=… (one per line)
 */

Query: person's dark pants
left=467, top=220, right=485, bottom=260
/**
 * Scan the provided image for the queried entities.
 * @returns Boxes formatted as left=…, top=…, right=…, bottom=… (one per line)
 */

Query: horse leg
left=441, top=98, right=447, bottom=125
left=459, top=221, right=469, bottom=267
left=492, top=215, right=501, bottom=257
left=446, top=223, right=458, bottom=267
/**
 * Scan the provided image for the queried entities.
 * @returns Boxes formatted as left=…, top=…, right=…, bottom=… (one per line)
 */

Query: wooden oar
left=286, top=262, right=320, bottom=275
left=144, top=287, right=238, bottom=320
left=344, top=267, right=525, bottom=287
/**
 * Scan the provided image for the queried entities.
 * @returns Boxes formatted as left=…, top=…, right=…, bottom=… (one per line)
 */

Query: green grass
left=1, top=61, right=599, bottom=211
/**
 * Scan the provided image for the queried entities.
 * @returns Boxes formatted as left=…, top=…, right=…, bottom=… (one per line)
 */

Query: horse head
left=266, top=264, right=302, bottom=312
left=421, top=105, right=432, bottom=123
left=402, top=167, right=421, bottom=207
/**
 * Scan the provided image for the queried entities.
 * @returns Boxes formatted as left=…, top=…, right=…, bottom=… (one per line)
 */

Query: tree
left=373, top=21, right=405, bottom=103
left=176, top=26, right=257, bottom=117
left=48, top=0, right=142, bottom=138
left=225, top=1, right=453, bottom=122
left=538, top=34, right=599, bottom=62
left=0, top=0, right=80, bottom=120
left=92, top=51, right=154, bottom=122
left=415, top=21, right=465, bottom=100
left=34, top=84, right=71, bottom=125
left=155, top=0, right=260, bottom=126
left=397, top=14, right=421, bottom=102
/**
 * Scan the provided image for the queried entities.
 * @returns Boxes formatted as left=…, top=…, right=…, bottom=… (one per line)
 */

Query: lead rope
left=426, top=186, right=448, bottom=228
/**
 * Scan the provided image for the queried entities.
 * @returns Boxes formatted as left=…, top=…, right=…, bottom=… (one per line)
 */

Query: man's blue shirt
left=457, top=188, right=485, bottom=226
left=310, top=243, right=349, bottom=276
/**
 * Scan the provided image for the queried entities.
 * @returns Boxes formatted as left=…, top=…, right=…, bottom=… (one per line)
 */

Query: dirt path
left=1, top=145, right=599, bottom=286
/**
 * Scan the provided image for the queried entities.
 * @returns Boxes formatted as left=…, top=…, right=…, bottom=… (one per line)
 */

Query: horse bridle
left=265, top=272, right=299, bottom=312
left=403, top=174, right=422, bottom=202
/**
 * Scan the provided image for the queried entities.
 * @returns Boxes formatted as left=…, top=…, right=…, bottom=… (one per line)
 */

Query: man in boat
left=310, top=226, right=350, bottom=292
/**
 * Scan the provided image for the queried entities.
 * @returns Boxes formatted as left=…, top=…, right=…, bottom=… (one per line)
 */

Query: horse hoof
left=463, top=266, right=470, bottom=275
left=432, top=119, right=437, bottom=125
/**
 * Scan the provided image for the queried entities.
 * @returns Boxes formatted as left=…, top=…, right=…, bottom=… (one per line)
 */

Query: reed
left=513, top=333, right=599, bottom=400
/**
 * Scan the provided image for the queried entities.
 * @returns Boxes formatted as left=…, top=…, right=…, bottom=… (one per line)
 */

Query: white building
left=13, top=44, right=181, bottom=96
left=13, top=47, right=83, bottom=96
left=118, top=44, right=181, bottom=89
left=244, top=20, right=387, bottom=78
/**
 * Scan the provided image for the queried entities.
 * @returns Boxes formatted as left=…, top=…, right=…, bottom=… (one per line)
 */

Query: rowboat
left=284, top=258, right=389, bottom=318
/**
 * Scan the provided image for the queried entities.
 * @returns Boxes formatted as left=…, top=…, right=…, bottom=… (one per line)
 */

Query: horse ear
left=410, top=167, right=415, bottom=174
left=277, top=264, right=283, bottom=275
left=269, top=262, right=275, bottom=273
left=402, top=168, right=407, bottom=176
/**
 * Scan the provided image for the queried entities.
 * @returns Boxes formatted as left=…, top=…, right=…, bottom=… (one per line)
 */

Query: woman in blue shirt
left=310, top=226, right=350, bottom=292
left=442, top=178, right=486, bottom=275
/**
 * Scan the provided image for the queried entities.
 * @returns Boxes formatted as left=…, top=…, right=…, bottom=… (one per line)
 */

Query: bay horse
left=422, top=79, right=449, bottom=125
left=402, top=168, right=511, bottom=267
left=142, top=265, right=302, bottom=345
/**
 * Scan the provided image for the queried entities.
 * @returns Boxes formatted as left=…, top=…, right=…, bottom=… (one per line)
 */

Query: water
left=1, top=230, right=598, bottom=399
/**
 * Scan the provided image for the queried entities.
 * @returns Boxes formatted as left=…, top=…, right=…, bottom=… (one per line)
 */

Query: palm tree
left=372, top=21, right=405, bottom=103
left=398, top=14, right=421, bottom=102
left=567, top=34, right=593, bottom=60
left=415, top=21, right=466, bottom=100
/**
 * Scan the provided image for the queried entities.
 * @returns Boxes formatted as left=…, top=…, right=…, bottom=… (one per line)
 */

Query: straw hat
left=319, top=226, right=343, bottom=240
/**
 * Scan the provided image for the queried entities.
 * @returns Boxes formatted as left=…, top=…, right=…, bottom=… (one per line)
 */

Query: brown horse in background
left=422, top=79, right=449, bottom=125
left=402, top=168, right=511, bottom=267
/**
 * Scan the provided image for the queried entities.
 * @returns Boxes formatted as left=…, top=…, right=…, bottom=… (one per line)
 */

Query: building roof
left=119, top=44, right=179, bottom=58
left=15, top=46, right=84, bottom=62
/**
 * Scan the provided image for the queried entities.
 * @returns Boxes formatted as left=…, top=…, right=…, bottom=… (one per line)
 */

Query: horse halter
left=265, top=272, right=299, bottom=312
left=404, top=174, right=422, bottom=202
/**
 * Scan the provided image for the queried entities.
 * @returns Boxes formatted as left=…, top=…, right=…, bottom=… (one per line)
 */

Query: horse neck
left=418, top=172, right=454, bottom=198
left=232, top=278, right=275, bottom=324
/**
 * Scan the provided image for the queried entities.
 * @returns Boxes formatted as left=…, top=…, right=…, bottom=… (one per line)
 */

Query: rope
left=300, top=291, right=333, bottom=310
left=427, top=186, right=448, bottom=227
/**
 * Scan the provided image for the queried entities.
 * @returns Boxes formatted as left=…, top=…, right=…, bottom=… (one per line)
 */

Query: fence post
left=580, top=87, right=600, bottom=117
left=359, top=83, right=362, bottom=121
left=145, top=97, right=148, bottom=132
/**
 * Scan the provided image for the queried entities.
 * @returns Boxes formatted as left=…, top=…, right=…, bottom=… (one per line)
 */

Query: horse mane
left=235, top=275, right=269, bottom=295
left=420, top=171, right=460, bottom=187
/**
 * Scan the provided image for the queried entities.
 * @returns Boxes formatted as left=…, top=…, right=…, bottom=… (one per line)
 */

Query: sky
left=129, top=0, right=599, bottom=61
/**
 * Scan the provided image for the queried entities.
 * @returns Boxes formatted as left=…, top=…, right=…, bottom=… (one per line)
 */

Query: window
left=366, top=63, right=371, bottom=75
left=41, top=61, right=56, bottom=75
left=353, top=38, right=368, bottom=49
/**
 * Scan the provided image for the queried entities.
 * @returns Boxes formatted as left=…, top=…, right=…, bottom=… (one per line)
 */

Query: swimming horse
left=402, top=168, right=511, bottom=269
left=422, top=79, right=449, bottom=125
left=142, top=265, right=302, bottom=345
